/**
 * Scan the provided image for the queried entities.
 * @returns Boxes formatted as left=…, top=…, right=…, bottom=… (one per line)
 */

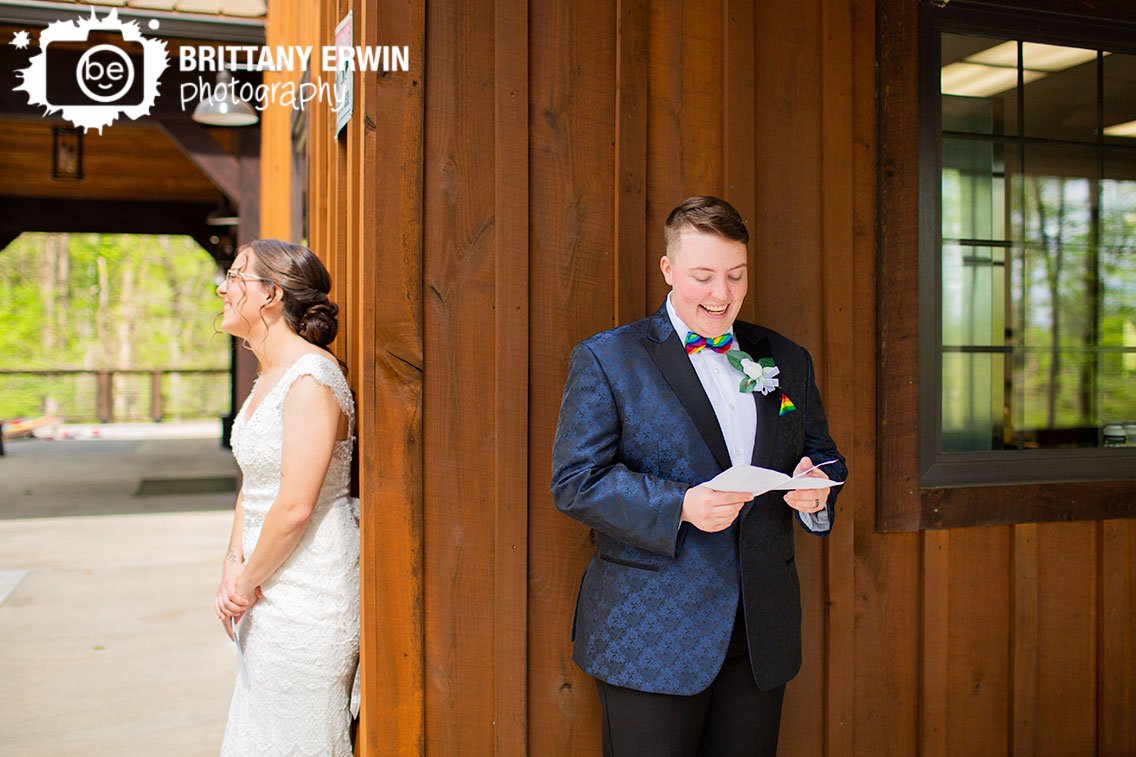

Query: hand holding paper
left=702, top=458, right=843, bottom=498
left=680, top=486, right=753, bottom=533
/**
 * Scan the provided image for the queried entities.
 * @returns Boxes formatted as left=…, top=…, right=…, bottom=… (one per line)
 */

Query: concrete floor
left=0, top=426, right=240, bottom=756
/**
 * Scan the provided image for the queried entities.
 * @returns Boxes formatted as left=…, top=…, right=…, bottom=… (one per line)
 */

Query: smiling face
left=216, top=249, right=274, bottom=339
left=660, top=228, right=749, bottom=338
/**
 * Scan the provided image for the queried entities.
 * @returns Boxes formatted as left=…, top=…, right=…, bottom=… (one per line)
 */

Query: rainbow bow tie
left=684, top=331, right=734, bottom=355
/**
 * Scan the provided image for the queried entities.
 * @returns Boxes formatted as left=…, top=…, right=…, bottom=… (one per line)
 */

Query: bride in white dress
left=214, top=239, right=358, bottom=756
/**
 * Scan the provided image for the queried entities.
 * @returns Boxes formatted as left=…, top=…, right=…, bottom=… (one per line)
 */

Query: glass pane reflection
left=938, top=34, right=1136, bottom=452
left=941, top=33, right=1018, bottom=135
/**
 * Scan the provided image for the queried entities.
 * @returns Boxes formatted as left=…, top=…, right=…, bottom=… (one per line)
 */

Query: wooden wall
left=261, top=0, right=1136, bottom=754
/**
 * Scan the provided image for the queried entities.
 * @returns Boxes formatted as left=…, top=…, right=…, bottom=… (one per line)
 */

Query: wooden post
left=150, top=370, right=164, bottom=422
left=96, top=371, right=113, bottom=423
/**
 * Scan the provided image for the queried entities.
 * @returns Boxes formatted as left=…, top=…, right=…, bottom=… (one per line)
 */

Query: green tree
left=0, top=233, right=231, bottom=421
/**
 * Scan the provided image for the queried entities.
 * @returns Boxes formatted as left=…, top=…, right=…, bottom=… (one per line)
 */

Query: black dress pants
left=594, top=610, right=786, bottom=757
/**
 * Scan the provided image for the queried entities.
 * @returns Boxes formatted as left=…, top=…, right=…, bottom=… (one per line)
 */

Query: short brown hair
left=664, top=196, right=749, bottom=254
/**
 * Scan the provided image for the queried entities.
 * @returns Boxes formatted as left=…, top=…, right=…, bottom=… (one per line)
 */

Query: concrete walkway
left=0, top=425, right=240, bottom=756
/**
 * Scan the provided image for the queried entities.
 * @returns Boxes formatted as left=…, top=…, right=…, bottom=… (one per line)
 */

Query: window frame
left=877, top=0, right=1136, bottom=532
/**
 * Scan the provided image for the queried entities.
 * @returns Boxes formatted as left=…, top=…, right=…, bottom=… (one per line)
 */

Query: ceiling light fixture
left=192, top=69, right=258, bottom=127
left=942, top=41, right=1104, bottom=98
left=1103, top=119, right=1136, bottom=138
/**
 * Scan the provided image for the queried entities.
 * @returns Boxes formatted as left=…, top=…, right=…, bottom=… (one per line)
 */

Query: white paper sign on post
left=333, top=11, right=353, bottom=138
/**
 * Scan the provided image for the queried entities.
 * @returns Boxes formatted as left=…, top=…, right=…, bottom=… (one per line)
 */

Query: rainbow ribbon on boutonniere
left=779, top=392, right=797, bottom=416
left=726, top=351, right=780, bottom=396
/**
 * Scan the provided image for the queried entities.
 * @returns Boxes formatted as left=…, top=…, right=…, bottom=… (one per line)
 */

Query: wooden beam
left=0, top=197, right=214, bottom=236
left=190, top=232, right=225, bottom=262
left=921, top=481, right=1136, bottom=529
left=157, top=119, right=243, bottom=203
left=236, top=129, right=260, bottom=245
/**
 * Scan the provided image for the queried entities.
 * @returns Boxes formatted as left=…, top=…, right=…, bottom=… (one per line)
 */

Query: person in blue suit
left=551, top=196, right=847, bottom=756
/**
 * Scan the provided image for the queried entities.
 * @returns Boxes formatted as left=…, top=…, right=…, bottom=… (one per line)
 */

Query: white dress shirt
left=666, top=293, right=828, bottom=532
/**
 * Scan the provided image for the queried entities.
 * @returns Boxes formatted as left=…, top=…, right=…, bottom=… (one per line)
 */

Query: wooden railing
left=0, top=368, right=229, bottom=423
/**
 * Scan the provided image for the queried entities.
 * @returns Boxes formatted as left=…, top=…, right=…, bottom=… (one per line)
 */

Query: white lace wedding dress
left=220, top=353, right=359, bottom=756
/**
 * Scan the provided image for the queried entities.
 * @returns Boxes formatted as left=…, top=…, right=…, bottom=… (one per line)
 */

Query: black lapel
left=643, top=306, right=732, bottom=472
left=734, top=323, right=779, bottom=469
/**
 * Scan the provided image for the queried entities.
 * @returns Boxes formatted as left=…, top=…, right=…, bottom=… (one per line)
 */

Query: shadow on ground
left=0, top=434, right=239, bottom=519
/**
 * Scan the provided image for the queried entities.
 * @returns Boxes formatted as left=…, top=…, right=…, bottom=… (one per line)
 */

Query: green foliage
left=0, top=233, right=231, bottom=420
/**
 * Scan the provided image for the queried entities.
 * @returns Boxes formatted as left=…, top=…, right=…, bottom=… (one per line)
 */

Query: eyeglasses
left=220, top=269, right=273, bottom=288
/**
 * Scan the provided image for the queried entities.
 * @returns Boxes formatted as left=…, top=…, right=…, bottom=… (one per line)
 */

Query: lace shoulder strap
left=276, top=353, right=355, bottom=436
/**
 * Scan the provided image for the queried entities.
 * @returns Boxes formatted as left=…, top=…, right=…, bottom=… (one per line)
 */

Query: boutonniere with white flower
left=727, top=351, right=780, bottom=395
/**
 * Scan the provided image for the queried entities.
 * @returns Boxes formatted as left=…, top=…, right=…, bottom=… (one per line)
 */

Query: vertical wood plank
left=817, top=0, right=855, bottom=405
left=722, top=0, right=755, bottom=325
left=313, top=0, right=332, bottom=273
left=944, top=527, right=1011, bottom=756
left=527, top=0, right=617, bottom=751
left=752, top=3, right=826, bottom=751
left=331, top=1, right=349, bottom=339
left=1100, top=520, right=1136, bottom=755
left=773, top=0, right=840, bottom=752
left=341, top=1, right=362, bottom=375
left=921, top=530, right=949, bottom=757
left=824, top=0, right=877, bottom=753
left=646, top=0, right=687, bottom=312
left=817, top=1, right=860, bottom=755
left=355, top=0, right=426, bottom=752
left=1034, top=522, right=1098, bottom=755
left=850, top=536, right=922, bottom=754
left=423, top=0, right=497, bottom=751
left=493, top=0, right=529, bottom=749
left=1012, top=523, right=1039, bottom=757
left=752, top=0, right=821, bottom=338
left=614, top=0, right=648, bottom=326
left=260, top=0, right=292, bottom=240
left=646, top=0, right=724, bottom=311
left=679, top=0, right=723, bottom=195
left=875, top=0, right=922, bottom=532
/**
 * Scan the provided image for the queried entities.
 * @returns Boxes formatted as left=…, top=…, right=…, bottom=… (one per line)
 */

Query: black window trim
left=916, top=2, right=1136, bottom=489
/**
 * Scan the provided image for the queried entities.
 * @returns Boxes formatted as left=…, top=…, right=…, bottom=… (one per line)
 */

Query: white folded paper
left=703, top=459, right=843, bottom=497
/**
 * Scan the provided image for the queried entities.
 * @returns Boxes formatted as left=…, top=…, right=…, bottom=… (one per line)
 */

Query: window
left=878, top=2, right=1136, bottom=530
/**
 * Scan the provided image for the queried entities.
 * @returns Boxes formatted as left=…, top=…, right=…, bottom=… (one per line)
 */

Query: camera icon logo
left=76, top=41, right=139, bottom=104
left=15, top=8, right=168, bottom=132
left=46, top=32, right=146, bottom=107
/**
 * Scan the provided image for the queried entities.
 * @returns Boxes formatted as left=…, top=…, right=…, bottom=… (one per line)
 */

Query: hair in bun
left=298, top=301, right=339, bottom=348
left=238, top=239, right=340, bottom=348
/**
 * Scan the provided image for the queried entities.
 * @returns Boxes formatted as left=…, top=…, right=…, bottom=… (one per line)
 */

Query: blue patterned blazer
left=551, top=303, right=847, bottom=695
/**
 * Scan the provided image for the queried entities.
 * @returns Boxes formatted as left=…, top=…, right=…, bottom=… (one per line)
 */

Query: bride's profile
left=214, top=239, right=359, bottom=755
